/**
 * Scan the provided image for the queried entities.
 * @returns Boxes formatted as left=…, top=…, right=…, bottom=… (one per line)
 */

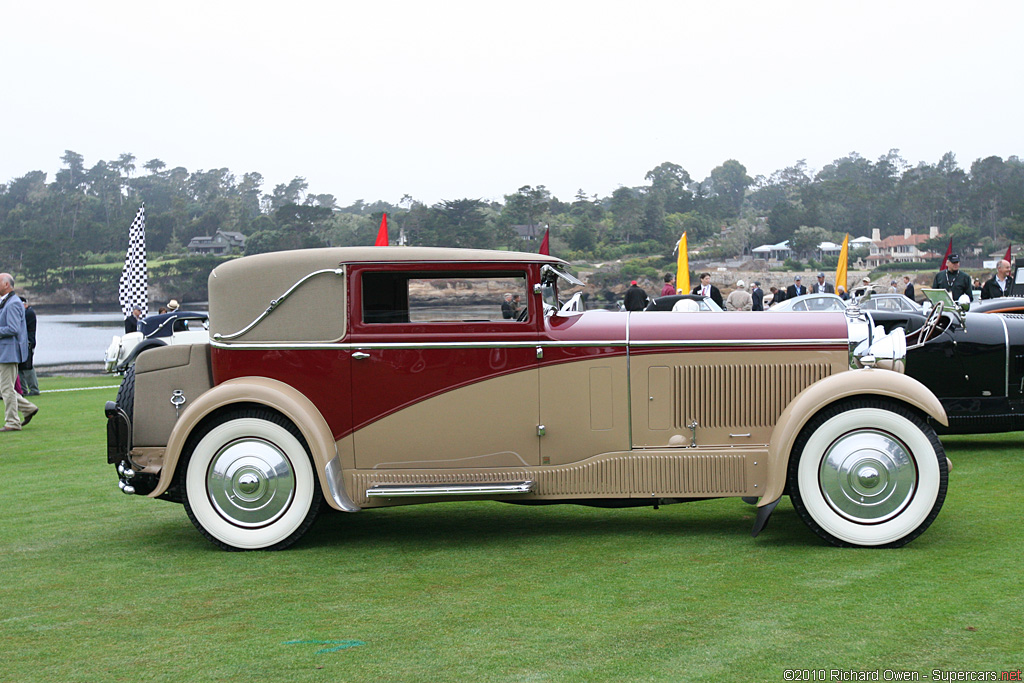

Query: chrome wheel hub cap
left=820, top=429, right=917, bottom=523
left=207, top=438, right=295, bottom=527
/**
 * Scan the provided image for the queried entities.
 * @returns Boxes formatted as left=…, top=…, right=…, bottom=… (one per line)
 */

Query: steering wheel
left=516, top=307, right=529, bottom=322
left=917, top=301, right=944, bottom=344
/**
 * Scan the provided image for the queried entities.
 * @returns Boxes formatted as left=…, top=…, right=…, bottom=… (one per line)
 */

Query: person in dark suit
left=124, top=307, right=143, bottom=333
left=981, top=260, right=1014, bottom=299
left=623, top=280, right=649, bottom=311
left=750, top=282, right=764, bottom=311
left=903, top=276, right=915, bottom=301
left=786, top=275, right=806, bottom=300
left=691, top=273, right=724, bottom=308
left=18, top=296, right=38, bottom=396
left=812, top=272, right=835, bottom=294
left=933, top=254, right=973, bottom=302
left=501, top=294, right=515, bottom=319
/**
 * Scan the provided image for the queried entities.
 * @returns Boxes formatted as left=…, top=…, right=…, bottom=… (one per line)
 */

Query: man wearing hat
left=854, top=277, right=872, bottom=298
left=933, top=254, right=973, bottom=302
left=623, top=280, right=649, bottom=311
left=785, top=275, right=806, bottom=300
left=726, top=280, right=752, bottom=311
left=812, top=272, right=834, bottom=294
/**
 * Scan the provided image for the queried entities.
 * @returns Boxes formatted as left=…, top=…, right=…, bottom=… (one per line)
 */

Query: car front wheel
left=788, top=400, right=947, bottom=548
left=182, top=409, right=322, bottom=551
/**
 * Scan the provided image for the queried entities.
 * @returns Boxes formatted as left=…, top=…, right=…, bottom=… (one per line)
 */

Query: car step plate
left=365, top=481, right=535, bottom=498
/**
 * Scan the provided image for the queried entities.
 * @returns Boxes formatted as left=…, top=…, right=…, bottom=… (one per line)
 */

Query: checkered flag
left=119, top=206, right=148, bottom=318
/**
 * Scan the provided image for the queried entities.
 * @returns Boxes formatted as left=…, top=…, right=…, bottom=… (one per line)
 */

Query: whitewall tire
left=788, top=401, right=947, bottom=548
left=182, top=410, right=322, bottom=550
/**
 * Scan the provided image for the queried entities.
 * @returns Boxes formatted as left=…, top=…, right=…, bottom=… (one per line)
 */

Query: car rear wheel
left=182, top=409, right=322, bottom=551
left=788, top=400, right=947, bottom=548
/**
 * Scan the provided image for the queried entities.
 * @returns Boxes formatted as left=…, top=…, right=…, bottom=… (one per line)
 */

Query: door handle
left=352, top=352, right=370, bottom=360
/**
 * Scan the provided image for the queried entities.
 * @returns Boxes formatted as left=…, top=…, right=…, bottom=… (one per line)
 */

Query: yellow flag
left=676, top=232, right=690, bottom=295
left=835, top=233, right=849, bottom=295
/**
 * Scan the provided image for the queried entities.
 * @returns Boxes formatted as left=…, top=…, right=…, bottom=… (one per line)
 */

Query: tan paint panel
left=538, top=358, right=629, bottom=466
left=210, top=258, right=346, bottom=344
left=134, top=345, right=213, bottom=447
left=352, top=370, right=539, bottom=469
left=346, top=448, right=768, bottom=507
left=630, top=349, right=848, bottom=448
left=589, top=366, right=614, bottom=431
left=647, top=366, right=671, bottom=430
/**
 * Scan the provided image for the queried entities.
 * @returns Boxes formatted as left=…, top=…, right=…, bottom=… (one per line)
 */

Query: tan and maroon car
left=105, top=247, right=950, bottom=550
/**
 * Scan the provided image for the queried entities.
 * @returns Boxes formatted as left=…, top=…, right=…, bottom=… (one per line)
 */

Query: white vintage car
left=103, top=311, right=210, bottom=373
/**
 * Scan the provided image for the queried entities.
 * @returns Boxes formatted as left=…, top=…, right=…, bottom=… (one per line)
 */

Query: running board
left=365, top=481, right=535, bottom=498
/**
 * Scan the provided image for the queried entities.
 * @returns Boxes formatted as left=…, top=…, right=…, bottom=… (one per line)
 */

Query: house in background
left=751, top=240, right=792, bottom=262
left=511, top=224, right=547, bottom=242
left=187, top=230, right=247, bottom=255
left=867, top=227, right=940, bottom=265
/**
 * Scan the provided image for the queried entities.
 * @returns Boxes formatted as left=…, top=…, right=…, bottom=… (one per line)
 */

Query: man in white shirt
left=981, top=260, right=1014, bottom=299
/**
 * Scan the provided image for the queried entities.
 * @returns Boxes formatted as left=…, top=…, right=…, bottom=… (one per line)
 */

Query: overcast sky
left=2, top=1, right=1021, bottom=206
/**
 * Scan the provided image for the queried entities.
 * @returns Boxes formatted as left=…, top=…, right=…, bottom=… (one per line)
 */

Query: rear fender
left=149, top=377, right=359, bottom=512
left=759, top=369, right=947, bottom=506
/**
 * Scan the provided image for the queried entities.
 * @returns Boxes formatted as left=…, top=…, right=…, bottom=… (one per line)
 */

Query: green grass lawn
left=2, top=378, right=1022, bottom=682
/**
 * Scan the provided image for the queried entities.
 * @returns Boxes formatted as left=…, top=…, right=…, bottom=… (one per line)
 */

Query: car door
left=347, top=266, right=541, bottom=470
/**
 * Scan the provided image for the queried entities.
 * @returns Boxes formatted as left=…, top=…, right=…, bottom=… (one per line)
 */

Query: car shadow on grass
left=304, top=497, right=827, bottom=551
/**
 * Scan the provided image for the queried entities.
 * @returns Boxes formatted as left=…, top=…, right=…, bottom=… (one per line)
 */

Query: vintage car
left=768, top=293, right=848, bottom=312
left=863, top=288, right=1024, bottom=434
left=857, top=294, right=924, bottom=313
left=103, top=310, right=210, bottom=373
left=644, top=294, right=724, bottom=312
left=969, top=296, right=1024, bottom=315
left=104, top=247, right=949, bottom=551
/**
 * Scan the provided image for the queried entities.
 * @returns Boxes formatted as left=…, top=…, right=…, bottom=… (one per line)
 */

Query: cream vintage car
left=105, top=247, right=950, bottom=550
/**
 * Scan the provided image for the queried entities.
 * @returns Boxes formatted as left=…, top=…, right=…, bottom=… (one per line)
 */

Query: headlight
left=853, top=326, right=907, bottom=373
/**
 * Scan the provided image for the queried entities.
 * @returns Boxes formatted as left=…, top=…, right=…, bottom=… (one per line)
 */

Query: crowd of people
left=622, top=256, right=1017, bottom=312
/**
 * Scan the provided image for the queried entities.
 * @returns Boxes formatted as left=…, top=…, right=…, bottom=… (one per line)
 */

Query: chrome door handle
left=352, top=352, right=370, bottom=360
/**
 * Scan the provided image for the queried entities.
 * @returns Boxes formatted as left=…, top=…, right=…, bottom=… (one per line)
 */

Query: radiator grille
left=674, top=362, right=832, bottom=429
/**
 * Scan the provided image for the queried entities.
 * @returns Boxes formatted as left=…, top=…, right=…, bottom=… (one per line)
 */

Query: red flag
left=538, top=228, right=550, bottom=255
left=374, top=213, right=389, bottom=246
left=1005, top=244, right=1012, bottom=263
left=939, top=237, right=952, bottom=270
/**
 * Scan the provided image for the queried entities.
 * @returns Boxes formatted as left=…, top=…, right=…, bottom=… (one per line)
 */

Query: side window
left=362, top=271, right=530, bottom=324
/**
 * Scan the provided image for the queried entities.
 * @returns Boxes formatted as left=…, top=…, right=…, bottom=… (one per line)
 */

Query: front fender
left=759, top=369, right=947, bottom=505
left=149, top=376, right=359, bottom=512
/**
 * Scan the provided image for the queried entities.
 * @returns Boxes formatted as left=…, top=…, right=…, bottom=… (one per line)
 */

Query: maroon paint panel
left=212, top=347, right=356, bottom=439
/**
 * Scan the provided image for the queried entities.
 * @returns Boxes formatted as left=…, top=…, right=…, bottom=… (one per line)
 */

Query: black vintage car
left=867, top=291, right=1024, bottom=434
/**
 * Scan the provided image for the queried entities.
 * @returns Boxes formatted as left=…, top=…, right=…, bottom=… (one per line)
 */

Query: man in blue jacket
left=0, top=273, right=38, bottom=431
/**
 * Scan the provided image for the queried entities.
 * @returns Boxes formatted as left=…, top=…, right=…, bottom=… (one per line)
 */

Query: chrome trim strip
left=213, top=267, right=344, bottom=341
left=325, top=455, right=361, bottom=512
left=999, top=313, right=1010, bottom=398
left=211, top=338, right=847, bottom=351
left=365, top=481, right=535, bottom=497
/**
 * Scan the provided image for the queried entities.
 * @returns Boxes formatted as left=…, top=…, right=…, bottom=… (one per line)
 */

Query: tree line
left=1, top=149, right=1022, bottom=291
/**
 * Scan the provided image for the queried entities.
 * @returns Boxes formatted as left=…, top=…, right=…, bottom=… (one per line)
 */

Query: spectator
left=903, top=276, right=915, bottom=301
left=623, top=280, right=649, bottom=311
left=0, top=273, right=38, bottom=431
left=18, top=296, right=38, bottom=396
left=786, top=275, right=806, bottom=300
left=932, top=254, right=973, bottom=302
left=660, top=273, right=676, bottom=297
left=812, top=272, right=834, bottom=294
left=691, top=273, right=724, bottom=308
left=981, top=259, right=1014, bottom=299
left=726, top=280, right=752, bottom=311
left=751, top=281, right=764, bottom=311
